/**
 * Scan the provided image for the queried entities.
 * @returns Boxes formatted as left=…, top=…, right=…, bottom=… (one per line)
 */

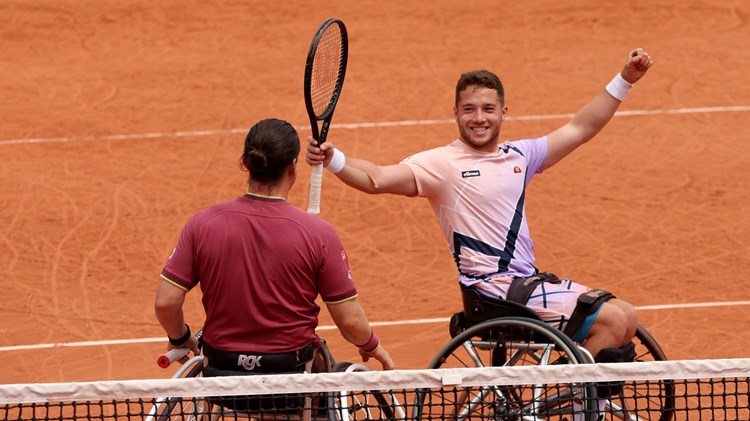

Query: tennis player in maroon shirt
left=155, top=118, right=394, bottom=376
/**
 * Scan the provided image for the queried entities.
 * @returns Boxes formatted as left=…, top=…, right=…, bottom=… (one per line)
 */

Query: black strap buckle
left=506, top=272, right=561, bottom=305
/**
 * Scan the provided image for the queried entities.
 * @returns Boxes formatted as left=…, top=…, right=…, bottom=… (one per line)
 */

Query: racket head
left=303, top=18, right=348, bottom=143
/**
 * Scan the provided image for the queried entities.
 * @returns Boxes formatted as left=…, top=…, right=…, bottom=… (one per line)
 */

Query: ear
left=501, top=105, right=508, bottom=121
left=288, top=158, right=298, bottom=177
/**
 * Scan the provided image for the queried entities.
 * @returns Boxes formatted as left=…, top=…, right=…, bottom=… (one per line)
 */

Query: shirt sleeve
left=161, top=217, right=199, bottom=290
left=508, top=136, right=548, bottom=185
left=400, top=148, right=445, bottom=199
left=315, top=223, right=358, bottom=303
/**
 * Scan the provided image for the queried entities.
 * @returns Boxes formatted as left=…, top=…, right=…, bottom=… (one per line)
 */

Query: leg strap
left=563, top=289, right=615, bottom=340
left=506, top=272, right=561, bottom=305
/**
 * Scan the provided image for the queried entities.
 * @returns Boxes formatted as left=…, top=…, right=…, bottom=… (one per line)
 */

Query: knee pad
left=594, top=342, right=636, bottom=398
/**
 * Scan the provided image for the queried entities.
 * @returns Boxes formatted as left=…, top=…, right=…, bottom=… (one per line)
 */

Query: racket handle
left=157, top=348, right=190, bottom=368
left=307, top=164, right=324, bottom=214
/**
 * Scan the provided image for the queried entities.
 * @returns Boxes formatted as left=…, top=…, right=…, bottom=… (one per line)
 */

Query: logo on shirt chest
left=461, top=170, right=481, bottom=178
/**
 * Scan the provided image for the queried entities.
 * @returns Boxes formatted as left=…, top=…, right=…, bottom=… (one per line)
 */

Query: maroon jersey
left=161, top=194, right=357, bottom=353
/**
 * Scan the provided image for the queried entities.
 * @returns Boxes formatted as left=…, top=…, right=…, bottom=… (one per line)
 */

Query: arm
left=154, top=279, right=200, bottom=358
left=326, top=297, right=395, bottom=370
left=305, top=137, right=418, bottom=196
left=542, top=48, right=654, bottom=171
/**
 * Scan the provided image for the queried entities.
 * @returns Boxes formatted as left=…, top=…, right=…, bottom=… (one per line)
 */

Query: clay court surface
left=1, top=0, right=749, bottom=384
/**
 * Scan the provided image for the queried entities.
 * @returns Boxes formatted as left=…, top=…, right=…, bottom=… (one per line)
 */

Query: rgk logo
left=237, top=354, right=262, bottom=371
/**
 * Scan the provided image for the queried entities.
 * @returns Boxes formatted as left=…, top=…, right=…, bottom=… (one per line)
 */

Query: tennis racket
left=304, top=18, right=348, bottom=214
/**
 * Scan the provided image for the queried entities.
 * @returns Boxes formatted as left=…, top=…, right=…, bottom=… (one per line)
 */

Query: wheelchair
left=147, top=335, right=404, bottom=421
left=413, top=287, right=676, bottom=421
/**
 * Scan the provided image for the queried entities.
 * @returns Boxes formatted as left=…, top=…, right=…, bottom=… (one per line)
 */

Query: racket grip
left=157, top=348, right=190, bottom=368
left=307, top=164, right=324, bottom=214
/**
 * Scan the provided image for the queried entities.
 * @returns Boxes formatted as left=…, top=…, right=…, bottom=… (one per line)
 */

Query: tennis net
left=1, top=358, right=748, bottom=421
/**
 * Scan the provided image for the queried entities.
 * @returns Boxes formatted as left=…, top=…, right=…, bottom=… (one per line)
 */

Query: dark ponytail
left=240, top=119, right=300, bottom=184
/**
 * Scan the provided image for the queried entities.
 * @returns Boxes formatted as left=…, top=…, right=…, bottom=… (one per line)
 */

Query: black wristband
left=168, top=324, right=191, bottom=346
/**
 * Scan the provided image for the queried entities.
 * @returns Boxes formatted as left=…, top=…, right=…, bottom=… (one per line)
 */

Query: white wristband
left=605, top=73, right=633, bottom=101
left=327, top=148, right=346, bottom=174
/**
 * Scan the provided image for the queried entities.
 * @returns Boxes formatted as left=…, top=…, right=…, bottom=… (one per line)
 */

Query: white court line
left=1, top=105, right=749, bottom=146
left=1, top=300, right=748, bottom=353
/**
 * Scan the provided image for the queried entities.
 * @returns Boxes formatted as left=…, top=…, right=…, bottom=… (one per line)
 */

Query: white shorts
left=461, top=275, right=591, bottom=333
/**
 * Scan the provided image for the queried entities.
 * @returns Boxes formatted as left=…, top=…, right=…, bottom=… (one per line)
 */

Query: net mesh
left=1, top=358, right=748, bottom=421
left=310, top=23, right=344, bottom=117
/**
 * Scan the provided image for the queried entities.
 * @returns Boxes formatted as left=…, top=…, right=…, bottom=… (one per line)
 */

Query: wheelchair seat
left=203, top=342, right=331, bottom=414
left=448, top=287, right=550, bottom=343
left=461, top=286, right=542, bottom=324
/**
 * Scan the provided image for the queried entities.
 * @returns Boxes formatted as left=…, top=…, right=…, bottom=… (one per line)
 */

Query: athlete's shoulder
left=296, top=213, right=344, bottom=250
left=503, top=136, right=547, bottom=157
left=274, top=202, right=336, bottom=232
left=401, top=139, right=459, bottom=164
left=301, top=212, right=338, bottom=234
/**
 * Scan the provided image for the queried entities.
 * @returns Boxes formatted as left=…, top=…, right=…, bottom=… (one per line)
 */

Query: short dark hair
left=455, top=70, right=505, bottom=106
left=240, top=118, right=300, bottom=184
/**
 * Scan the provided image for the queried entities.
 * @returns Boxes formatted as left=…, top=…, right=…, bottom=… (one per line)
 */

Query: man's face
left=454, top=86, right=507, bottom=152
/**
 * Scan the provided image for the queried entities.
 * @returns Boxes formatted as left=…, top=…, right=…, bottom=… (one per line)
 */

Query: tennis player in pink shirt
left=306, top=49, right=654, bottom=371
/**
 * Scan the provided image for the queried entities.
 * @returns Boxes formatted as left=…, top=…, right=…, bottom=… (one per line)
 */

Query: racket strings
left=311, top=25, right=344, bottom=117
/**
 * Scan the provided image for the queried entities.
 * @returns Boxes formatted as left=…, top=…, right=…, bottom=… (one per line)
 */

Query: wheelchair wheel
left=414, top=316, right=598, bottom=421
left=603, top=324, right=675, bottom=421
left=328, top=361, right=405, bottom=421
left=149, top=356, right=213, bottom=421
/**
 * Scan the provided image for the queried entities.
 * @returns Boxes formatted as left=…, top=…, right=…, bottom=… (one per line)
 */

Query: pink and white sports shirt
left=401, top=137, right=547, bottom=282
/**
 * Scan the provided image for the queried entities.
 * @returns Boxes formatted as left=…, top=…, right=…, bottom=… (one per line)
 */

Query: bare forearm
left=326, top=299, right=373, bottom=345
left=338, top=157, right=418, bottom=196
left=570, top=47, right=654, bottom=139
left=340, top=322, right=372, bottom=346
left=306, top=137, right=417, bottom=196
left=156, top=307, right=186, bottom=338
left=544, top=81, right=628, bottom=169
left=336, top=156, right=382, bottom=194
left=568, top=89, right=622, bottom=141
left=542, top=49, right=653, bottom=170
left=326, top=299, right=395, bottom=370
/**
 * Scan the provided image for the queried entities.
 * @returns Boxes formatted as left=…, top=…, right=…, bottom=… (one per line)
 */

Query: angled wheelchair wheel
left=149, top=341, right=339, bottom=421
left=328, top=361, right=405, bottom=421
left=604, top=324, right=675, bottom=421
left=147, top=356, right=213, bottom=421
left=414, top=316, right=598, bottom=421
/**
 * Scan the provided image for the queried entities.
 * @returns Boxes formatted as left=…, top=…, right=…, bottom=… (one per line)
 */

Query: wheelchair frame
left=146, top=341, right=405, bottom=421
left=412, top=288, right=676, bottom=421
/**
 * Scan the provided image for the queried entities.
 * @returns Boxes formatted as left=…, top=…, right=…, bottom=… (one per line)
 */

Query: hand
left=167, top=334, right=200, bottom=365
left=359, top=345, right=395, bottom=370
left=620, top=48, right=654, bottom=84
left=305, top=136, right=334, bottom=167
